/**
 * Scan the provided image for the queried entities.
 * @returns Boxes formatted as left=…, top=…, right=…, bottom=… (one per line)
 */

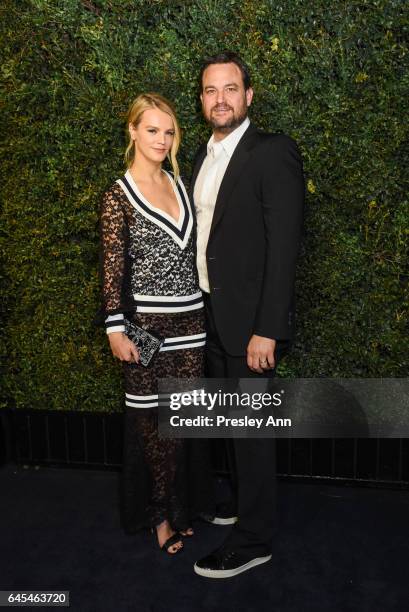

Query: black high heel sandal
left=160, top=533, right=184, bottom=554
left=151, top=527, right=184, bottom=554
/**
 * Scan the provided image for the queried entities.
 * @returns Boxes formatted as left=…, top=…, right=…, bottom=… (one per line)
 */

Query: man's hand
left=246, top=335, right=276, bottom=373
left=108, top=332, right=139, bottom=363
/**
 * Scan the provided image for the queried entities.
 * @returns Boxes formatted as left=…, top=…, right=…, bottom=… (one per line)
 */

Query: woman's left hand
left=108, top=332, right=140, bottom=363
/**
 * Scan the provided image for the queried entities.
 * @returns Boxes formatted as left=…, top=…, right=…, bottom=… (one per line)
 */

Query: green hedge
left=1, top=0, right=407, bottom=411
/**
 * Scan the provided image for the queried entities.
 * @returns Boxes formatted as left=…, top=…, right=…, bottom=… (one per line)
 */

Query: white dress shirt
left=194, top=117, right=250, bottom=293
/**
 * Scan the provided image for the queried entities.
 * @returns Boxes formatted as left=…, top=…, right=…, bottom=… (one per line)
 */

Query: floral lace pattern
left=100, top=181, right=213, bottom=532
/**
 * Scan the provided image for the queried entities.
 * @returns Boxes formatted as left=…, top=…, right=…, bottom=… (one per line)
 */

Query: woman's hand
left=108, top=332, right=139, bottom=363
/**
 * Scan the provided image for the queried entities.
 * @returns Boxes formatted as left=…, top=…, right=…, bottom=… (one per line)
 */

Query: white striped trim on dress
left=105, top=313, right=125, bottom=334
left=125, top=393, right=159, bottom=408
left=133, top=290, right=204, bottom=313
left=125, top=390, right=205, bottom=409
left=117, top=171, right=193, bottom=250
left=160, top=332, right=206, bottom=352
left=124, top=331, right=206, bottom=409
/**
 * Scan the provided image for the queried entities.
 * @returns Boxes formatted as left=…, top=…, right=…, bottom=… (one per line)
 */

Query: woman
left=99, top=93, right=213, bottom=554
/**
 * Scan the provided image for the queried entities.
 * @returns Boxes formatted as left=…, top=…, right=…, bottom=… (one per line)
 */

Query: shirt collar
left=207, top=116, right=250, bottom=158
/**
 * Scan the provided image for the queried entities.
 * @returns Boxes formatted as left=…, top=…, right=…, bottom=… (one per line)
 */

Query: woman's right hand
left=108, top=332, right=139, bottom=363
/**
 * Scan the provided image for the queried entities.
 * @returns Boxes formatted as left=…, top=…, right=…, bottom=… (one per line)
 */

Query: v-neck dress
left=99, top=171, right=214, bottom=533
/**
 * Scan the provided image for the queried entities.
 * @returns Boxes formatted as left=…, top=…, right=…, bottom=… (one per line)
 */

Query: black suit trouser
left=204, top=294, right=277, bottom=556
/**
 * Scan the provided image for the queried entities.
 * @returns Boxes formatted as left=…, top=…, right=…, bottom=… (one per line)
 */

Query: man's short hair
left=199, top=51, right=252, bottom=92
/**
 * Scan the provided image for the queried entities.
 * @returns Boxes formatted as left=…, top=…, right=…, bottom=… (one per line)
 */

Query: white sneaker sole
left=194, top=554, right=272, bottom=578
left=209, top=516, right=238, bottom=525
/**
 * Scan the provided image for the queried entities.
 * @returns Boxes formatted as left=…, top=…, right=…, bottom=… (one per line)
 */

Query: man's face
left=200, top=62, right=253, bottom=134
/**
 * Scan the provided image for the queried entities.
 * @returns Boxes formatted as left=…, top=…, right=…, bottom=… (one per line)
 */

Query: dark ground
left=1, top=464, right=408, bottom=612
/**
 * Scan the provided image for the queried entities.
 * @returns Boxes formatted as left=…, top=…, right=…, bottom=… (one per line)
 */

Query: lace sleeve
left=100, top=185, right=129, bottom=334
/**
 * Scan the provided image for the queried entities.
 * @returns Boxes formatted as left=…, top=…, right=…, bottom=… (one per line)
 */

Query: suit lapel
left=209, top=123, right=258, bottom=237
left=190, top=123, right=258, bottom=236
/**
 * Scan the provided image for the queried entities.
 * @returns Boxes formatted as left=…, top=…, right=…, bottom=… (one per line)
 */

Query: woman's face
left=129, top=108, right=175, bottom=164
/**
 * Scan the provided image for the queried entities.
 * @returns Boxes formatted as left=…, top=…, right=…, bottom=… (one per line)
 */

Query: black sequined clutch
left=124, top=318, right=164, bottom=367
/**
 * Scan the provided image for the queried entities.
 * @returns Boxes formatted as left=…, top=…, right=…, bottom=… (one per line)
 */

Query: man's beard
left=206, top=102, right=248, bottom=133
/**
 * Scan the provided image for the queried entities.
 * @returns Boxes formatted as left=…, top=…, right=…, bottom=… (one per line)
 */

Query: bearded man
left=190, top=52, right=305, bottom=578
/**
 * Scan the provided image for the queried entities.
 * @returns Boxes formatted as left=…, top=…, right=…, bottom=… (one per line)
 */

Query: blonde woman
left=99, top=93, right=213, bottom=554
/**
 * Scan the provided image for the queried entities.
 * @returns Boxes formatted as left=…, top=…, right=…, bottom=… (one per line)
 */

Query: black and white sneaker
left=200, top=501, right=238, bottom=526
left=194, top=547, right=272, bottom=578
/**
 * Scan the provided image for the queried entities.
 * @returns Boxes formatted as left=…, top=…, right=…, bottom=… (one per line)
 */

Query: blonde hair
left=125, top=92, right=180, bottom=182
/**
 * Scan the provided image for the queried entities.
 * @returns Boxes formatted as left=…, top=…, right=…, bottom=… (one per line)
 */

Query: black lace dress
left=99, top=170, right=214, bottom=533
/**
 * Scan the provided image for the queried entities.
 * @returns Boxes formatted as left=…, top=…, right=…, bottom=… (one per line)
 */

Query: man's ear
left=200, top=93, right=203, bottom=105
left=246, top=87, right=254, bottom=107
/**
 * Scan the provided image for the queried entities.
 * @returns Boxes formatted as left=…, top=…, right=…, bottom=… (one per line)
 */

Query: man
left=190, top=52, right=305, bottom=578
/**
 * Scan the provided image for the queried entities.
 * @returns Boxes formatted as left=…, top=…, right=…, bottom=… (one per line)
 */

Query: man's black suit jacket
left=190, top=122, right=305, bottom=356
